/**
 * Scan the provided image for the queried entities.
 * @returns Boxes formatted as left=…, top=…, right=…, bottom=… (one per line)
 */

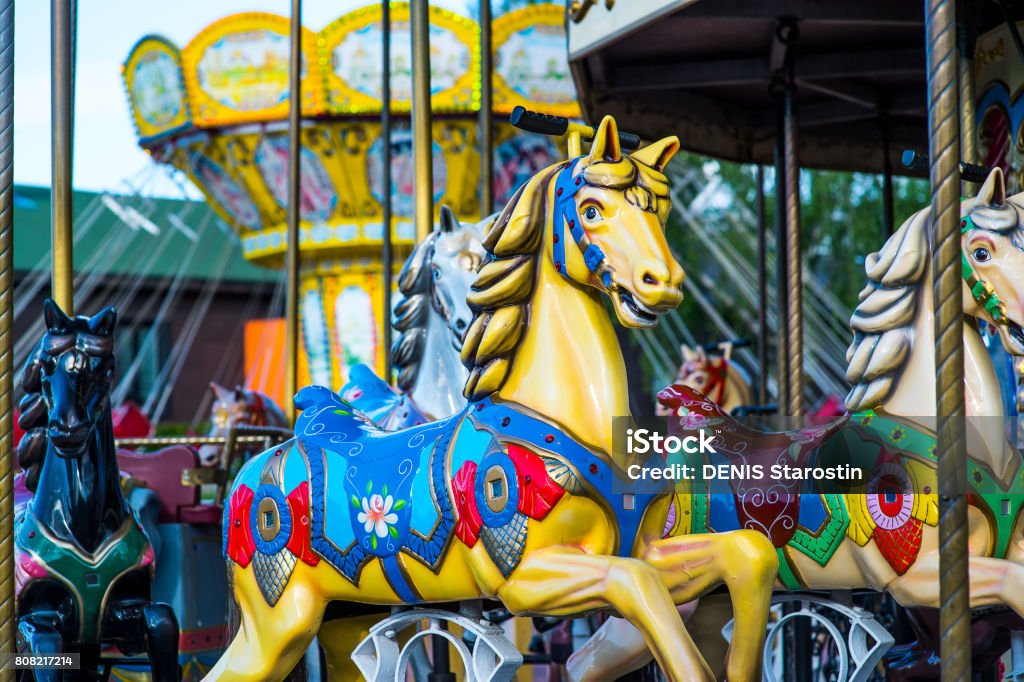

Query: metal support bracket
left=722, top=593, right=895, bottom=682
left=351, top=608, right=523, bottom=682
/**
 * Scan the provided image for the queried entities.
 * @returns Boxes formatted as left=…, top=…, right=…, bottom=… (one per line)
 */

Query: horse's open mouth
left=617, top=290, right=661, bottom=327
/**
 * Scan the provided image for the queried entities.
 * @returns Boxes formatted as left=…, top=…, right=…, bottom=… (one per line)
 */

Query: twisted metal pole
left=0, top=1, right=13, bottom=673
left=779, top=21, right=803, bottom=418
left=284, top=0, right=302, bottom=423
left=927, top=0, right=970, bottom=679
left=783, top=79, right=803, bottom=418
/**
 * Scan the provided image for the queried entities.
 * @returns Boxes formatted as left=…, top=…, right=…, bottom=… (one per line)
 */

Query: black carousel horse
left=14, top=299, right=179, bottom=681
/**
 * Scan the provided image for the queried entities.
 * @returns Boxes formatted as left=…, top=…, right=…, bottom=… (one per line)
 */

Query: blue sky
left=14, top=0, right=482, bottom=197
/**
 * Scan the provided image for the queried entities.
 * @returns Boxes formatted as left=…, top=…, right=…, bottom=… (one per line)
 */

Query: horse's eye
left=583, top=206, right=601, bottom=222
left=973, top=247, right=992, bottom=263
left=432, top=267, right=441, bottom=280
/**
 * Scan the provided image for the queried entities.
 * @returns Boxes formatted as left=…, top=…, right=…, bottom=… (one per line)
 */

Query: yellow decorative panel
left=493, top=5, right=580, bottom=118
left=180, top=13, right=325, bottom=127
left=318, top=3, right=480, bottom=114
left=122, top=36, right=191, bottom=142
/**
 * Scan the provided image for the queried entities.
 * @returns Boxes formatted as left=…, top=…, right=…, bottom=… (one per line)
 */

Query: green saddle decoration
left=16, top=511, right=151, bottom=643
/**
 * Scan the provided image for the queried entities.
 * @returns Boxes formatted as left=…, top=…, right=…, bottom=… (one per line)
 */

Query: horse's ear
left=88, top=306, right=117, bottom=337
left=233, top=388, right=245, bottom=402
left=631, top=136, right=680, bottom=172
left=588, top=115, right=621, bottom=164
left=43, top=298, right=72, bottom=331
left=976, top=166, right=1006, bottom=207
left=439, top=205, right=458, bottom=233
left=210, top=382, right=229, bottom=401
left=680, top=344, right=696, bottom=361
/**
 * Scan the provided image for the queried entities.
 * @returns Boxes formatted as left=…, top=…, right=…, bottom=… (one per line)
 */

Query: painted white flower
left=357, top=494, right=398, bottom=538
left=677, top=412, right=707, bottom=430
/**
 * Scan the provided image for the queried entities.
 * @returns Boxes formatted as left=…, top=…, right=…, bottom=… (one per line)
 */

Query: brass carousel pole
left=411, top=3, right=452, bottom=676
left=411, top=0, right=433, bottom=242
left=51, top=0, right=74, bottom=313
left=381, top=0, right=393, bottom=380
left=284, top=0, right=302, bottom=424
left=927, top=0, right=970, bottom=678
left=781, top=25, right=803, bottom=419
left=0, top=0, right=14, bottom=672
left=479, top=0, right=493, bottom=218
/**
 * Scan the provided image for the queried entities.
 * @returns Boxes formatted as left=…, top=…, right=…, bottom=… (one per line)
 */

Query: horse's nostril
left=456, top=319, right=467, bottom=331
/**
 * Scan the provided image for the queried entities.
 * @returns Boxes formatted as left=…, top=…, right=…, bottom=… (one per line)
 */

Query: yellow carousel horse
left=568, top=167, right=1024, bottom=680
left=204, top=117, right=779, bottom=682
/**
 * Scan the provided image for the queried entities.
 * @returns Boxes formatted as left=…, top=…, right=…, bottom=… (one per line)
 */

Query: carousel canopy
left=567, top=0, right=1013, bottom=174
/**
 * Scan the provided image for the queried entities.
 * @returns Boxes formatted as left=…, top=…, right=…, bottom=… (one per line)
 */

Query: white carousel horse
left=389, top=205, right=486, bottom=420
left=567, top=167, right=1024, bottom=681
left=342, top=205, right=486, bottom=428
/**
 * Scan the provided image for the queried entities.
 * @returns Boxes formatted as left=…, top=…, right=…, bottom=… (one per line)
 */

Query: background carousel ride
left=122, top=2, right=579, bottom=405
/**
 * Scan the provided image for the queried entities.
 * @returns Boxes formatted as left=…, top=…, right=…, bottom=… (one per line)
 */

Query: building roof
left=14, top=185, right=277, bottom=283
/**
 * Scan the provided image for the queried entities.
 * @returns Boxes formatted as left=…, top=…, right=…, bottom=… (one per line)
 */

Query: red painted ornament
left=285, top=482, right=320, bottom=566
left=452, top=462, right=482, bottom=547
left=226, top=485, right=256, bottom=567
left=506, top=443, right=565, bottom=520
left=872, top=517, right=924, bottom=575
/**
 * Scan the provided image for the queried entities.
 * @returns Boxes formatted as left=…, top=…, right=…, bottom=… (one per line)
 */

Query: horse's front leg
left=140, top=603, right=181, bottom=682
left=643, top=529, right=778, bottom=682
left=17, top=615, right=64, bottom=682
left=495, top=546, right=714, bottom=682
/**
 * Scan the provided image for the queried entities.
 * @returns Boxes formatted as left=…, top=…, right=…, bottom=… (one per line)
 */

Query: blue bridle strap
left=552, top=158, right=614, bottom=289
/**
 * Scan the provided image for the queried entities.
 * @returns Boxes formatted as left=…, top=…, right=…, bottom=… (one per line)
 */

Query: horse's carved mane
left=845, top=170, right=1024, bottom=412
left=460, top=152, right=673, bottom=402
left=844, top=206, right=930, bottom=412
left=392, top=230, right=440, bottom=391
left=392, top=208, right=489, bottom=394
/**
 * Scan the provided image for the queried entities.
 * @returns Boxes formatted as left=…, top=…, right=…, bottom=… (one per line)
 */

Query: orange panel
left=244, top=318, right=285, bottom=409
left=244, top=318, right=313, bottom=411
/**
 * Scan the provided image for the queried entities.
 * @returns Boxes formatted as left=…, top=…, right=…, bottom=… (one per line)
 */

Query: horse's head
left=961, top=167, right=1024, bottom=355
left=552, top=116, right=684, bottom=327
left=200, top=382, right=249, bottom=466
left=675, top=344, right=728, bottom=398
left=430, top=206, right=485, bottom=346
left=37, top=299, right=116, bottom=458
left=393, top=206, right=484, bottom=393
